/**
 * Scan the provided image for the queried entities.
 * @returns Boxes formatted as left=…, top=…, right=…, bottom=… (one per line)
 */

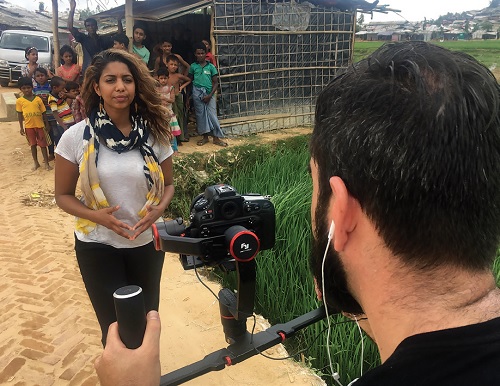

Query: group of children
left=16, top=64, right=85, bottom=171
left=16, top=31, right=227, bottom=170
left=155, top=39, right=227, bottom=152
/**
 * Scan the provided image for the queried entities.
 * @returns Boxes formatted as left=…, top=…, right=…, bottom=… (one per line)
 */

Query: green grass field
left=353, top=40, right=500, bottom=69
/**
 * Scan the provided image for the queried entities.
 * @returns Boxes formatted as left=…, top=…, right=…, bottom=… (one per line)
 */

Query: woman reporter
left=55, top=49, right=174, bottom=346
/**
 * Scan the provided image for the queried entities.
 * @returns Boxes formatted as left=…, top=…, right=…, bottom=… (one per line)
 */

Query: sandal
left=213, top=139, right=228, bottom=147
left=197, top=138, right=209, bottom=146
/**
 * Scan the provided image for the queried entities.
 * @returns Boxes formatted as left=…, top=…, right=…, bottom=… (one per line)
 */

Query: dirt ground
left=0, top=104, right=321, bottom=386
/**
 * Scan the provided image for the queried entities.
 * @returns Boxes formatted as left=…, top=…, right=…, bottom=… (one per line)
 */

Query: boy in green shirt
left=132, top=24, right=150, bottom=65
left=188, top=42, right=227, bottom=147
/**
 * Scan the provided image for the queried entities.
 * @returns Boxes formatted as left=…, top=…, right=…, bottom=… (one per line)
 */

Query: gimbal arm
left=159, top=306, right=326, bottom=386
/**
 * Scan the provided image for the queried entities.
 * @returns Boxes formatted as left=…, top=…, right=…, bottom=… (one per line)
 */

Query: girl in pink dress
left=55, top=45, right=81, bottom=83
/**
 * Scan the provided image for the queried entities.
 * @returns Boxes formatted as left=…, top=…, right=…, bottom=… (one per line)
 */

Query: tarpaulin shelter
left=96, top=0, right=363, bottom=135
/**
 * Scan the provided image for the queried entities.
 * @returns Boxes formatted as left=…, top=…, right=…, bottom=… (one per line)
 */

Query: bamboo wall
left=213, top=0, right=356, bottom=135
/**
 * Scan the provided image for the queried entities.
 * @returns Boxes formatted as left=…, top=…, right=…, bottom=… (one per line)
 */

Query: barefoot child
left=16, top=77, right=52, bottom=171
left=165, top=55, right=191, bottom=143
left=189, top=43, right=227, bottom=147
left=156, top=67, right=180, bottom=153
left=33, top=67, right=57, bottom=160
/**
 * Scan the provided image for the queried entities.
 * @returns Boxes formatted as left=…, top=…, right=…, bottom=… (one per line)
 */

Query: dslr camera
left=153, top=184, right=275, bottom=268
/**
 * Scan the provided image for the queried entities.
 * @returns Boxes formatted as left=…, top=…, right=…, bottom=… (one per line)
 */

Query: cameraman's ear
left=328, top=176, right=357, bottom=252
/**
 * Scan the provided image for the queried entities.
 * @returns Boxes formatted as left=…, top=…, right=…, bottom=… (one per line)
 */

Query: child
left=113, top=33, right=129, bottom=51
left=188, top=42, right=227, bottom=147
left=132, top=24, right=150, bottom=64
left=47, top=76, right=75, bottom=145
left=33, top=67, right=57, bottom=159
left=16, top=77, right=52, bottom=171
left=65, top=81, right=87, bottom=123
left=165, top=54, right=191, bottom=143
left=154, top=37, right=190, bottom=77
left=202, top=39, right=217, bottom=67
left=55, top=45, right=81, bottom=83
left=157, top=67, right=180, bottom=153
left=21, top=47, right=53, bottom=87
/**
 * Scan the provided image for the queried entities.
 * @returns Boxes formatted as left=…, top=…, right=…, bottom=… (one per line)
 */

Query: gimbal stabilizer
left=150, top=218, right=327, bottom=385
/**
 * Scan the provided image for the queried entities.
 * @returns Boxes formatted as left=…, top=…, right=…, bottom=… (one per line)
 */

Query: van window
left=0, top=32, right=49, bottom=52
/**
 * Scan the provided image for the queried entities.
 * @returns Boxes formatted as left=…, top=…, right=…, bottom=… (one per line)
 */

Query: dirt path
left=0, top=119, right=320, bottom=386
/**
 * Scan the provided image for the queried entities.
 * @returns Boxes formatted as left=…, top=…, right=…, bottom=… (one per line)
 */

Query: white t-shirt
left=55, top=120, right=173, bottom=248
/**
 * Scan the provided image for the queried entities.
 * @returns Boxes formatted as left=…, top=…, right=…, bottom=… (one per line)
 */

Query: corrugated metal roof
left=94, top=0, right=212, bottom=22
left=95, top=0, right=386, bottom=22
left=0, top=4, right=59, bottom=32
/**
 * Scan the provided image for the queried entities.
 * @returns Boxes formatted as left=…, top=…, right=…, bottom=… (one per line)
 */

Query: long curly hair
left=81, top=49, right=171, bottom=144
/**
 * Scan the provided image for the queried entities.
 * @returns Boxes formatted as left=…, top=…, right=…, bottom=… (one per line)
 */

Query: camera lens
left=221, top=201, right=238, bottom=220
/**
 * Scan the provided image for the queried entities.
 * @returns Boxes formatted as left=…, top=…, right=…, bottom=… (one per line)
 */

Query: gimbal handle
left=159, top=306, right=326, bottom=386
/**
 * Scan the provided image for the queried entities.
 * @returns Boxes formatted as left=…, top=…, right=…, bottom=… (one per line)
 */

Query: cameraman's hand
left=94, top=205, right=134, bottom=239
left=130, top=204, right=164, bottom=240
left=95, top=310, right=161, bottom=386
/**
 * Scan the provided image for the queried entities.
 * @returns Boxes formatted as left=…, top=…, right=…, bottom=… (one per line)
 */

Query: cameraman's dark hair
left=310, top=41, right=500, bottom=272
left=18, top=77, right=33, bottom=88
left=50, top=76, right=65, bottom=88
left=193, top=42, right=206, bottom=53
left=65, top=81, right=79, bottom=91
left=156, top=67, right=168, bottom=77
left=34, top=67, right=48, bottom=76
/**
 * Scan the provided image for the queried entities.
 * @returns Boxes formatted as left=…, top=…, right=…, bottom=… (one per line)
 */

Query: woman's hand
left=94, top=205, right=134, bottom=239
left=130, top=205, right=164, bottom=240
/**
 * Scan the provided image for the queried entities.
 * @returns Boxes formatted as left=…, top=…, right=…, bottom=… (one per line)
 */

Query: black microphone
left=113, top=285, right=146, bottom=349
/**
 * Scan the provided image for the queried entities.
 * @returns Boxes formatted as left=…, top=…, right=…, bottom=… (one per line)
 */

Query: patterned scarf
left=77, top=108, right=164, bottom=234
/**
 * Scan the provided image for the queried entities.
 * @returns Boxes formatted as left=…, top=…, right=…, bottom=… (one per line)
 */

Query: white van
left=0, top=30, right=54, bottom=87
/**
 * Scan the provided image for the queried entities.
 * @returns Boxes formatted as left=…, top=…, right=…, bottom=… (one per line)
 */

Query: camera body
left=189, top=184, right=275, bottom=251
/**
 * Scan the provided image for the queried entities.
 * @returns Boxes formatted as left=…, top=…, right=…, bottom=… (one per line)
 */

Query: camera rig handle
left=150, top=216, right=327, bottom=385
left=152, top=219, right=260, bottom=329
left=159, top=306, right=326, bottom=386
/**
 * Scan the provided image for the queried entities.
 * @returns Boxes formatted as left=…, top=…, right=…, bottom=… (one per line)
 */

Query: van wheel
left=0, top=80, right=9, bottom=87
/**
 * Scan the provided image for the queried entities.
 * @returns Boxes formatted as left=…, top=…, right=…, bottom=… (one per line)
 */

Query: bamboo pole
left=213, top=30, right=354, bottom=35
left=52, top=0, right=60, bottom=71
left=219, top=66, right=342, bottom=78
left=125, top=0, right=134, bottom=53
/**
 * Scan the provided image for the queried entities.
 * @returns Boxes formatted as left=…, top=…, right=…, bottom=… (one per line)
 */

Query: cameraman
left=96, top=41, right=500, bottom=385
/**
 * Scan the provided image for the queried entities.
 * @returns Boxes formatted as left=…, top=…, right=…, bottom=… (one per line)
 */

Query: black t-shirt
left=71, top=28, right=113, bottom=71
left=353, top=317, right=500, bottom=386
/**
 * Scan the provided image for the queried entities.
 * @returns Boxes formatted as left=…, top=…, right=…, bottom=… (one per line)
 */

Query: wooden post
left=52, top=0, right=60, bottom=71
left=125, top=0, right=134, bottom=53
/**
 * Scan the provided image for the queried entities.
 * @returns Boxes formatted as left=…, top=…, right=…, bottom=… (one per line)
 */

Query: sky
left=15, top=0, right=493, bottom=22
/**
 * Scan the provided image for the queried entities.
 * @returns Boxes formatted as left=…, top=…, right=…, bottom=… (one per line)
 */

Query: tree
left=79, top=6, right=101, bottom=20
left=356, top=13, right=365, bottom=33
left=480, top=21, right=494, bottom=31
